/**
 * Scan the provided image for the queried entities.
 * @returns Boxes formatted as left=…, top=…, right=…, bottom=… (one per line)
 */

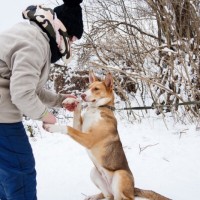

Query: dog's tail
left=134, top=187, right=172, bottom=200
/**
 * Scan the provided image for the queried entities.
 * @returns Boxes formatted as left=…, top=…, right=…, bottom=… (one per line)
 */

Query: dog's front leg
left=44, top=124, right=94, bottom=149
left=62, top=97, right=82, bottom=131
left=67, top=126, right=94, bottom=149
left=73, top=100, right=82, bottom=131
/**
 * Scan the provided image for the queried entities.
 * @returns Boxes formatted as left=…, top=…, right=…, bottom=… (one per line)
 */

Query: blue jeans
left=0, top=122, right=37, bottom=200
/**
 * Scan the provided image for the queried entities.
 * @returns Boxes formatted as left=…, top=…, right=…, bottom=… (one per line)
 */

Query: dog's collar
left=99, top=105, right=115, bottom=111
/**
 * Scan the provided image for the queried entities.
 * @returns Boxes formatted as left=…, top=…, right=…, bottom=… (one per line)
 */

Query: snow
left=28, top=114, right=200, bottom=200
left=2, top=1, right=200, bottom=200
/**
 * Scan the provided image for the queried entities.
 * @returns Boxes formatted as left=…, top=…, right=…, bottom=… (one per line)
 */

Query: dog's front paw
left=74, top=100, right=82, bottom=112
left=43, top=124, right=67, bottom=134
left=62, top=98, right=80, bottom=112
left=63, top=97, right=77, bottom=105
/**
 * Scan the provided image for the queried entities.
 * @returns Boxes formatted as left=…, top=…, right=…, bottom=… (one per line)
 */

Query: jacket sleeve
left=37, top=88, right=66, bottom=108
left=9, top=36, right=49, bottom=120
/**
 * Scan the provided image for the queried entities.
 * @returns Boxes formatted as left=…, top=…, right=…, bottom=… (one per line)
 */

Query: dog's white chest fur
left=82, top=107, right=101, bottom=132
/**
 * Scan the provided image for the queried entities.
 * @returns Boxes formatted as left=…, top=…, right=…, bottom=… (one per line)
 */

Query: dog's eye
left=94, top=87, right=99, bottom=91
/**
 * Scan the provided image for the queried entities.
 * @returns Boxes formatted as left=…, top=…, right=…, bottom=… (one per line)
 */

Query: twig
left=139, top=143, right=159, bottom=154
left=162, top=157, right=170, bottom=162
left=123, top=145, right=132, bottom=150
left=81, top=193, right=87, bottom=197
left=179, top=129, right=188, bottom=139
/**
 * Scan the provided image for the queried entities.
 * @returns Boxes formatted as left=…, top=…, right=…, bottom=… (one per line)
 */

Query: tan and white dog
left=44, top=71, right=171, bottom=200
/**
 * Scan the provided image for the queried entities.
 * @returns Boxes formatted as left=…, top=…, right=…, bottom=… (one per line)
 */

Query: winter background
left=1, top=1, right=200, bottom=200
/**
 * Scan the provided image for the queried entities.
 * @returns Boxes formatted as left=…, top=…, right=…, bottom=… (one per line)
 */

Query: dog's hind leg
left=85, top=167, right=113, bottom=200
left=111, top=170, right=134, bottom=200
left=84, top=193, right=104, bottom=200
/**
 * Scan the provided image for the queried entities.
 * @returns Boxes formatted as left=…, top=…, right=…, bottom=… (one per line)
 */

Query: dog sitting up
left=44, top=71, right=171, bottom=200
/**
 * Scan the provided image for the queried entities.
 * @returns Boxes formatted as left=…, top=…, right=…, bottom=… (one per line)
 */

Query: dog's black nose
left=81, top=93, right=86, bottom=100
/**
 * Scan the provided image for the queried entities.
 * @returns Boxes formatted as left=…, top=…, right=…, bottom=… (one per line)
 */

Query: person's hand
left=62, top=94, right=79, bottom=112
left=42, top=112, right=56, bottom=124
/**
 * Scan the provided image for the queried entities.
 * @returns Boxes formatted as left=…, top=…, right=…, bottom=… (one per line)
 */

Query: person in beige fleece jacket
left=0, top=1, right=83, bottom=199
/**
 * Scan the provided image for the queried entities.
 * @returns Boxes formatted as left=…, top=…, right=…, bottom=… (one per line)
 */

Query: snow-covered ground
left=28, top=113, right=200, bottom=200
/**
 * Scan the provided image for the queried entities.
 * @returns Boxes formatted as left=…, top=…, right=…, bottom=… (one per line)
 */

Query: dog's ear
left=89, top=70, right=97, bottom=83
left=104, top=72, right=113, bottom=89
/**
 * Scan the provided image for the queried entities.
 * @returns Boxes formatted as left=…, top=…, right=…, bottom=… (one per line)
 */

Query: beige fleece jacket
left=0, top=22, right=65, bottom=123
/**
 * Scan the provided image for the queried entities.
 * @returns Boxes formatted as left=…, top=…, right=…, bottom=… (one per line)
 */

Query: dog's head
left=81, top=71, right=114, bottom=107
